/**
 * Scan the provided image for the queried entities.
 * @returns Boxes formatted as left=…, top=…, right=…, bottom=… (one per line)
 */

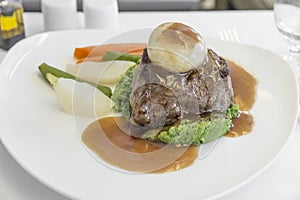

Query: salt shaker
left=83, top=0, right=119, bottom=29
left=42, top=0, right=78, bottom=31
left=0, top=0, right=25, bottom=50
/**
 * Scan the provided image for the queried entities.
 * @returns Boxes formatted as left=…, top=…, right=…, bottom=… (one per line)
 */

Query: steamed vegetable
left=74, top=43, right=146, bottom=59
left=39, top=63, right=112, bottom=98
left=76, top=56, right=103, bottom=64
left=46, top=74, right=112, bottom=117
left=65, top=61, right=136, bottom=85
left=103, top=51, right=141, bottom=63
left=75, top=49, right=144, bottom=64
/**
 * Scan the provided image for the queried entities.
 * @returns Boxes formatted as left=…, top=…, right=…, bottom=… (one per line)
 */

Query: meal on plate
left=38, top=22, right=257, bottom=173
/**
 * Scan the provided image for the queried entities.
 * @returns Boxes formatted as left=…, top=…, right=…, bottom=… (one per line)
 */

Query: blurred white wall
left=22, top=0, right=273, bottom=11
left=22, top=0, right=201, bottom=11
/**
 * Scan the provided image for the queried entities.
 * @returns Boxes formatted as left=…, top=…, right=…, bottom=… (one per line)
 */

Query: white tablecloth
left=0, top=11, right=299, bottom=200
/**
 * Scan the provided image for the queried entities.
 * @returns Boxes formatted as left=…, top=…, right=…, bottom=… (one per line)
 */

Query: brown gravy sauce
left=82, top=117, right=199, bottom=173
left=228, top=60, right=257, bottom=111
left=226, top=112, right=254, bottom=137
left=82, top=60, right=257, bottom=173
left=225, top=60, right=257, bottom=137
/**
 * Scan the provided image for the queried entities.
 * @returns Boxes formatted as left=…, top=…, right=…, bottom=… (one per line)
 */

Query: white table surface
left=0, top=11, right=299, bottom=200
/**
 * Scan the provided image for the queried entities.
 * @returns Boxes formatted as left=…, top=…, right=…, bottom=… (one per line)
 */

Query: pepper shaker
left=42, top=0, right=78, bottom=31
left=83, top=0, right=119, bottom=29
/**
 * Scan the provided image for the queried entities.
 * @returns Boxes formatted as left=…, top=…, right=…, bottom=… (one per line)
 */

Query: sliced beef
left=129, top=48, right=234, bottom=127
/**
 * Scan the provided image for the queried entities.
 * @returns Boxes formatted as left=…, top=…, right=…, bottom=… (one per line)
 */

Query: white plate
left=0, top=29, right=298, bottom=200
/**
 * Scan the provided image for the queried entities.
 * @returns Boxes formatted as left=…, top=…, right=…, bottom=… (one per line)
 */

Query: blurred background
left=22, top=0, right=274, bottom=12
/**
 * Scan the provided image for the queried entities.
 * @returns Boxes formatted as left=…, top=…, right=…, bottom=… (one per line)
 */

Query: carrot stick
left=127, top=48, right=145, bottom=55
left=76, top=56, right=103, bottom=64
left=73, top=46, right=95, bottom=59
left=74, top=43, right=146, bottom=59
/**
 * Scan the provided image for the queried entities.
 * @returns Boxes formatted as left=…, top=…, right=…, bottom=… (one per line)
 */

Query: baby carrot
left=74, top=43, right=146, bottom=59
left=127, top=47, right=145, bottom=55
left=76, top=56, right=103, bottom=64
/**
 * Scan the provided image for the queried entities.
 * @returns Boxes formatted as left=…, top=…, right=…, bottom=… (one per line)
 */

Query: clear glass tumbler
left=274, top=0, right=300, bottom=120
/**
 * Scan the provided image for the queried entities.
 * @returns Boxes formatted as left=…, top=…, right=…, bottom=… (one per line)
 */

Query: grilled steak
left=129, top=48, right=234, bottom=127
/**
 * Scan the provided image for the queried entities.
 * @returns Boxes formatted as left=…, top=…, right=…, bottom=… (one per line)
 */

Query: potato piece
left=47, top=73, right=112, bottom=118
left=147, top=22, right=207, bottom=73
left=66, top=61, right=136, bottom=85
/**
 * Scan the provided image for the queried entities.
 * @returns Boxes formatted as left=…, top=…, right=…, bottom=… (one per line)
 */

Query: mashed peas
left=111, top=65, right=137, bottom=118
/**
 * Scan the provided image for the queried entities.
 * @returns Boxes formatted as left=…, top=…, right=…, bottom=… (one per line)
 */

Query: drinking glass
left=274, top=0, right=300, bottom=121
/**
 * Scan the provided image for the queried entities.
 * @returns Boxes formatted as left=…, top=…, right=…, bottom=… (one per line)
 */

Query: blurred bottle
left=0, top=0, right=25, bottom=50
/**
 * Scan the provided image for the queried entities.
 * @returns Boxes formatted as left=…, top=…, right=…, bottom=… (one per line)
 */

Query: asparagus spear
left=38, top=63, right=112, bottom=98
left=102, top=51, right=141, bottom=63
